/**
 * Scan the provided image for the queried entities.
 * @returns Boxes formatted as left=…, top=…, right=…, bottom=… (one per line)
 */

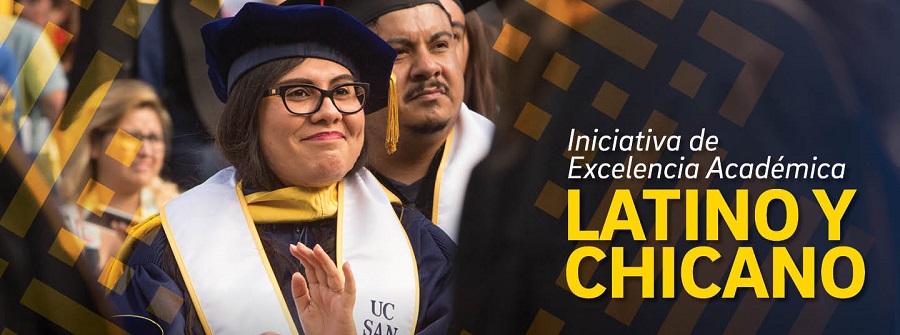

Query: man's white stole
left=161, top=167, right=419, bottom=334
left=433, top=103, right=495, bottom=242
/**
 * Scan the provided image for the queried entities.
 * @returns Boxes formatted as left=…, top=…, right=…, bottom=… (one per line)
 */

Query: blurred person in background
left=440, top=0, right=498, bottom=120
left=0, top=3, right=68, bottom=184
left=7, top=0, right=67, bottom=125
left=58, top=79, right=178, bottom=275
left=15, top=0, right=79, bottom=72
left=0, top=45, right=20, bottom=136
left=50, top=0, right=79, bottom=73
left=16, top=0, right=54, bottom=28
left=69, top=0, right=227, bottom=190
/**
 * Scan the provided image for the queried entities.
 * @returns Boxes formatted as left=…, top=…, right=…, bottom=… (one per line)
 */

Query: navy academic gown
left=109, top=204, right=454, bottom=335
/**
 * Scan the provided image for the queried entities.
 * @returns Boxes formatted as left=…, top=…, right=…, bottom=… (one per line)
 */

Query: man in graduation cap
left=333, top=0, right=496, bottom=243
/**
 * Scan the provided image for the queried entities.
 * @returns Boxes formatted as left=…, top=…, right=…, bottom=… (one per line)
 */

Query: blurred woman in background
left=59, top=79, right=178, bottom=275
left=440, top=0, right=499, bottom=120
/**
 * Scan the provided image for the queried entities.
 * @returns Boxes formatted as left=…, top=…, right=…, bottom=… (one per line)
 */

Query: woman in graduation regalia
left=103, top=4, right=454, bottom=335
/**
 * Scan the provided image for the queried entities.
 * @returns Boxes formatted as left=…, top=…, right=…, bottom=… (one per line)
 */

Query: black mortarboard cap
left=332, top=0, right=444, bottom=24
left=201, top=3, right=396, bottom=113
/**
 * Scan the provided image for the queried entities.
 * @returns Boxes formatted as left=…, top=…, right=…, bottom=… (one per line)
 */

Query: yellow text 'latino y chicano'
left=565, top=188, right=863, bottom=300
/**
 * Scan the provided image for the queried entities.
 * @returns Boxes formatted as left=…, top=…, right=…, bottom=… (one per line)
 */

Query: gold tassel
left=385, top=73, right=400, bottom=155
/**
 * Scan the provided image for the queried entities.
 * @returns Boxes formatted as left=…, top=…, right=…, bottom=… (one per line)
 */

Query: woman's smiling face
left=257, top=58, right=365, bottom=188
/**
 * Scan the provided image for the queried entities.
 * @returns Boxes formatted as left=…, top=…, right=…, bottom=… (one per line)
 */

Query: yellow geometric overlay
left=591, top=81, right=629, bottom=119
left=113, top=0, right=142, bottom=38
left=113, top=0, right=160, bottom=38
left=147, top=285, right=185, bottom=324
left=98, top=257, right=128, bottom=292
left=525, top=0, right=656, bottom=69
left=137, top=225, right=161, bottom=246
left=76, top=178, right=116, bottom=218
left=106, top=129, right=143, bottom=167
left=11, top=22, right=72, bottom=122
left=526, top=309, right=565, bottom=335
left=0, top=11, right=17, bottom=43
left=490, top=0, right=872, bottom=333
left=191, top=0, right=223, bottom=18
left=0, top=0, right=228, bottom=331
left=0, top=53, right=121, bottom=238
left=514, top=103, right=552, bottom=140
left=20, top=279, right=127, bottom=334
left=48, top=228, right=87, bottom=267
left=669, top=60, right=706, bottom=98
left=70, top=0, right=94, bottom=10
left=0, top=0, right=13, bottom=16
left=639, top=0, right=683, bottom=19
left=493, top=24, right=531, bottom=62
left=0, top=21, right=72, bottom=153
left=697, top=11, right=783, bottom=127
left=534, top=181, right=568, bottom=219
left=543, top=53, right=580, bottom=91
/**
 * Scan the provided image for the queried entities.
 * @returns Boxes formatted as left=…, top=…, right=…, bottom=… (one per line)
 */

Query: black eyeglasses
left=263, top=82, right=369, bottom=115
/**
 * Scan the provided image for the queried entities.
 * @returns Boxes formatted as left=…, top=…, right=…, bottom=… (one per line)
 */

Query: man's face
left=372, top=4, right=464, bottom=134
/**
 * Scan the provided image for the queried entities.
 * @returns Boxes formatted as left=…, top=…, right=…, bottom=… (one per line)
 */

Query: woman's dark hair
left=217, top=57, right=368, bottom=191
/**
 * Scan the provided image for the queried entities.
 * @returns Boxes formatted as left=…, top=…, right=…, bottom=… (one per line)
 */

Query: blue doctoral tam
left=201, top=3, right=396, bottom=113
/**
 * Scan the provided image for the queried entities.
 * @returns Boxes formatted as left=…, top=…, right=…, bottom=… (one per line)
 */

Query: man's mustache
left=403, top=80, right=450, bottom=102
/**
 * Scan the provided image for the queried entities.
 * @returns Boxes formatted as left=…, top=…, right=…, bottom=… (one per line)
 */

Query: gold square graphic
left=49, top=229, right=87, bottom=267
left=592, top=82, right=629, bottom=119
left=98, top=257, right=129, bottom=293
left=639, top=0, right=683, bottom=19
left=493, top=24, right=531, bottom=62
left=76, top=178, right=115, bottom=218
left=534, top=181, right=568, bottom=219
left=191, top=0, right=222, bottom=18
left=526, top=309, right=565, bottom=335
left=137, top=225, right=162, bottom=246
left=669, top=60, right=707, bottom=98
left=514, top=103, right=551, bottom=140
left=147, top=285, right=185, bottom=324
left=112, top=0, right=140, bottom=38
left=543, top=53, right=580, bottom=90
left=106, top=128, right=143, bottom=167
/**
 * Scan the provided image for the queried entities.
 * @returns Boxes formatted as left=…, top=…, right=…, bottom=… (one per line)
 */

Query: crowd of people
left=2, top=0, right=500, bottom=333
